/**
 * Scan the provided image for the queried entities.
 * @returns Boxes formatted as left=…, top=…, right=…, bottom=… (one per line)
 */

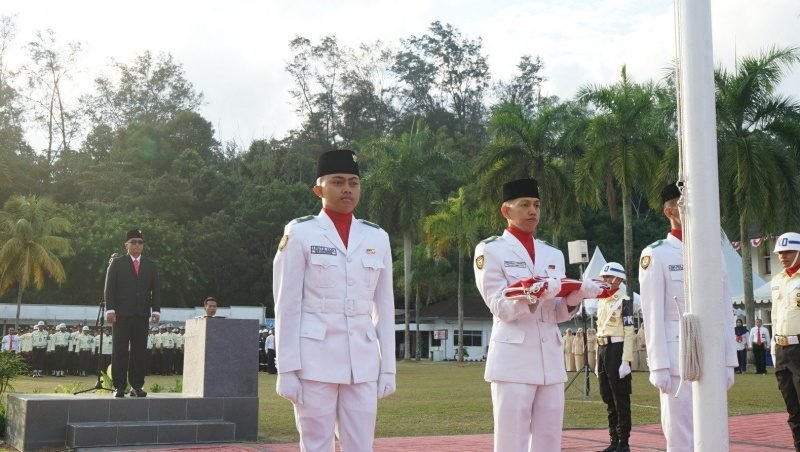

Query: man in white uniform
left=770, top=231, right=800, bottom=449
left=273, top=149, right=396, bottom=452
left=639, top=183, right=738, bottom=452
left=474, top=178, right=602, bottom=452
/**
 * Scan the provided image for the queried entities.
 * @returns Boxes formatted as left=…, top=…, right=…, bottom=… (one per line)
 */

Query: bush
left=0, top=352, right=28, bottom=436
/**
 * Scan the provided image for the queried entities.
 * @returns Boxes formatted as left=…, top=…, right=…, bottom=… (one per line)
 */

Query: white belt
left=597, top=336, right=624, bottom=346
left=303, top=298, right=372, bottom=316
left=775, top=335, right=800, bottom=346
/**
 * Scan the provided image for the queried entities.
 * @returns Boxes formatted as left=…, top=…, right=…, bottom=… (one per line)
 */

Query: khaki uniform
left=587, top=329, right=597, bottom=370
left=771, top=269, right=800, bottom=449
left=573, top=331, right=586, bottom=370
left=595, top=290, right=635, bottom=447
left=564, top=330, right=575, bottom=371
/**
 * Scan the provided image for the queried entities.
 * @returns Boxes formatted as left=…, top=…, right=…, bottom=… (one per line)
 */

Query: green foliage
left=0, top=351, right=28, bottom=398
left=148, top=383, right=165, bottom=393
left=52, top=381, right=88, bottom=394
left=168, top=378, right=182, bottom=393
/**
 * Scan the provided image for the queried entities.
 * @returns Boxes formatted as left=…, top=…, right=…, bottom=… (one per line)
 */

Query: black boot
left=598, top=438, right=618, bottom=452
left=614, top=438, right=630, bottom=452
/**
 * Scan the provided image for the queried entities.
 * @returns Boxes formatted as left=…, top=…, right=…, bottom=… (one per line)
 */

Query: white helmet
left=82, top=326, right=90, bottom=331
left=774, top=232, right=800, bottom=253
left=599, top=262, right=626, bottom=281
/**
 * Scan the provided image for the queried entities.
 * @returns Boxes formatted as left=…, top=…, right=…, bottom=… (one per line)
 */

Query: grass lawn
left=4, top=361, right=787, bottom=443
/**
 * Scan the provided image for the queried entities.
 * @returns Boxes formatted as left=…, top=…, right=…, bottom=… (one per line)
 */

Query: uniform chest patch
left=504, top=260, right=527, bottom=268
left=311, top=246, right=337, bottom=256
left=548, top=264, right=556, bottom=270
left=669, top=264, right=684, bottom=271
left=640, top=256, right=651, bottom=270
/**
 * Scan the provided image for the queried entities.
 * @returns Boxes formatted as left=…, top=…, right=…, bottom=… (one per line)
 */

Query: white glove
left=649, top=368, right=672, bottom=394
left=726, top=367, right=735, bottom=389
left=542, top=277, right=562, bottom=299
left=580, top=279, right=603, bottom=298
left=377, top=373, right=396, bottom=399
left=618, top=361, right=632, bottom=379
left=276, top=371, right=303, bottom=405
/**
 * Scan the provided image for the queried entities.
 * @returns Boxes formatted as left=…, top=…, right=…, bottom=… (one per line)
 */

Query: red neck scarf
left=670, top=228, right=683, bottom=242
left=787, top=264, right=800, bottom=278
left=324, top=208, right=353, bottom=248
left=507, top=226, right=535, bottom=264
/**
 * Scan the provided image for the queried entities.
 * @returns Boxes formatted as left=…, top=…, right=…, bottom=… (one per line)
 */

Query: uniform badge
left=476, top=255, right=485, bottom=270
left=795, top=292, right=800, bottom=307
left=640, top=255, right=650, bottom=270
left=278, top=235, right=289, bottom=251
left=366, top=248, right=376, bottom=255
left=548, top=264, right=556, bottom=270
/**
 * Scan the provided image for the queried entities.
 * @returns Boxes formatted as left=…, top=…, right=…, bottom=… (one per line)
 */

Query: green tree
left=364, top=123, right=450, bottom=360
left=87, top=51, right=203, bottom=129
left=575, top=66, right=664, bottom=297
left=477, top=100, right=585, bottom=242
left=0, top=195, right=71, bottom=328
left=715, top=46, right=800, bottom=327
left=424, top=187, right=483, bottom=361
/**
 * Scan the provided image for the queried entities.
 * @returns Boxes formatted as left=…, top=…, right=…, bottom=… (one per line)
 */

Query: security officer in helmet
left=771, top=231, right=800, bottom=450
left=595, top=262, right=634, bottom=452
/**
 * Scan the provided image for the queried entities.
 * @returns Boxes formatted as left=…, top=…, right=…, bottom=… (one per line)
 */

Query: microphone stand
left=564, top=301, right=592, bottom=398
left=74, top=299, right=113, bottom=394
left=75, top=251, right=117, bottom=396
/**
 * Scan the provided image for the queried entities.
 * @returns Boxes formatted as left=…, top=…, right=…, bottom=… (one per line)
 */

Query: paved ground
left=81, top=412, right=794, bottom=451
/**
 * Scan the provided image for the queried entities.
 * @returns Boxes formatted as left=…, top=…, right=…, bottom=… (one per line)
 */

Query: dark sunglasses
left=128, top=239, right=144, bottom=245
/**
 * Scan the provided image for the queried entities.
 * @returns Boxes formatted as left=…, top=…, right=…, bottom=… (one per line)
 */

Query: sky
left=5, top=0, right=800, bottom=150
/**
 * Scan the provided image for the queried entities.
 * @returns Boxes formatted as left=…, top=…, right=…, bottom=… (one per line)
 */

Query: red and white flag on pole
left=751, top=238, right=763, bottom=247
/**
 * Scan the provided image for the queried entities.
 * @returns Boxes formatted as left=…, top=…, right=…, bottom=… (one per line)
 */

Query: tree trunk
left=457, top=248, right=465, bottom=362
left=14, top=283, right=25, bottom=331
left=740, top=217, right=755, bottom=328
left=415, top=286, right=421, bottom=361
left=403, top=232, right=412, bottom=360
left=622, top=190, right=635, bottom=299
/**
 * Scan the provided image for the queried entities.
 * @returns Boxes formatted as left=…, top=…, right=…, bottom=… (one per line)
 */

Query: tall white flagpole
left=675, top=0, right=730, bottom=449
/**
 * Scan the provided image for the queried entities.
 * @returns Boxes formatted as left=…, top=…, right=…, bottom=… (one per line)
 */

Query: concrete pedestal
left=183, top=317, right=259, bottom=397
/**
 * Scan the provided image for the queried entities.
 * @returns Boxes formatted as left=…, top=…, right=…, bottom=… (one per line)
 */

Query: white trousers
left=294, top=379, right=377, bottom=452
left=491, top=381, right=564, bottom=452
left=659, top=376, right=694, bottom=452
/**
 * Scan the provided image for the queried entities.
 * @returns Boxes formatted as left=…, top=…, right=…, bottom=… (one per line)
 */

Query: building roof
left=416, top=295, right=492, bottom=322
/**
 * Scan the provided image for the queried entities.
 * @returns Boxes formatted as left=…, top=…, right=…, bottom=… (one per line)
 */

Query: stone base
left=6, top=393, right=258, bottom=451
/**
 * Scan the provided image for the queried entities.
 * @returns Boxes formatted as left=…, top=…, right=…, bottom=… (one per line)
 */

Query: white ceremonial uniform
left=639, top=233, right=738, bottom=452
left=474, top=230, right=579, bottom=452
left=273, top=210, right=395, bottom=452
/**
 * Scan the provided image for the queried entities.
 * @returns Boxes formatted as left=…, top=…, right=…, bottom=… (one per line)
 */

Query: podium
left=6, top=317, right=260, bottom=450
left=183, top=317, right=259, bottom=397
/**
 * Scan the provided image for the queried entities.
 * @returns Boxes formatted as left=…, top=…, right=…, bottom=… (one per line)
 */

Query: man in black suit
left=104, top=229, right=161, bottom=398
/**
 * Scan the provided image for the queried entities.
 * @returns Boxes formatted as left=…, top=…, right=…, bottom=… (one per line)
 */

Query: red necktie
left=133, top=259, right=140, bottom=275
left=757, top=329, right=761, bottom=345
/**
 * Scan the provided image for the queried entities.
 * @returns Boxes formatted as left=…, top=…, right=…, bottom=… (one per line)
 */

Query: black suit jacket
left=104, top=255, right=161, bottom=317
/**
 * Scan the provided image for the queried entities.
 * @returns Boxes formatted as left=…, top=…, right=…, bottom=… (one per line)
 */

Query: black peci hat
left=126, top=229, right=143, bottom=240
left=317, top=150, right=360, bottom=178
left=502, top=178, right=539, bottom=202
left=660, top=183, right=682, bottom=204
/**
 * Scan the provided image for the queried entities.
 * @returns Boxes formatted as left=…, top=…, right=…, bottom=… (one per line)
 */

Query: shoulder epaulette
left=359, top=219, right=381, bottom=229
left=294, top=215, right=314, bottom=223
left=537, top=239, right=555, bottom=248
left=481, top=236, right=500, bottom=244
left=647, top=240, right=664, bottom=249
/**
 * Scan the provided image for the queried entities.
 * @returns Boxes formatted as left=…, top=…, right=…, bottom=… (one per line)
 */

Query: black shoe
left=615, top=442, right=630, bottom=452
left=114, top=389, right=125, bottom=398
left=129, top=388, right=147, bottom=397
left=598, top=442, right=618, bottom=452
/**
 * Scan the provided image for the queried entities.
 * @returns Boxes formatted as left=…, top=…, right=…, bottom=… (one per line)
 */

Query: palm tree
left=364, top=122, right=450, bottom=359
left=715, top=46, right=800, bottom=328
left=0, top=194, right=72, bottom=329
left=575, top=66, right=665, bottom=298
left=424, top=187, right=484, bottom=361
left=476, top=100, right=586, bottom=242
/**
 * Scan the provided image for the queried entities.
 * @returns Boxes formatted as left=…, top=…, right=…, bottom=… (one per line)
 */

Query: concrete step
left=66, top=419, right=236, bottom=448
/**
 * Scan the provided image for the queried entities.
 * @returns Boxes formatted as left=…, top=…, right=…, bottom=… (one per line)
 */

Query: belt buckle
left=778, top=336, right=788, bottom=347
